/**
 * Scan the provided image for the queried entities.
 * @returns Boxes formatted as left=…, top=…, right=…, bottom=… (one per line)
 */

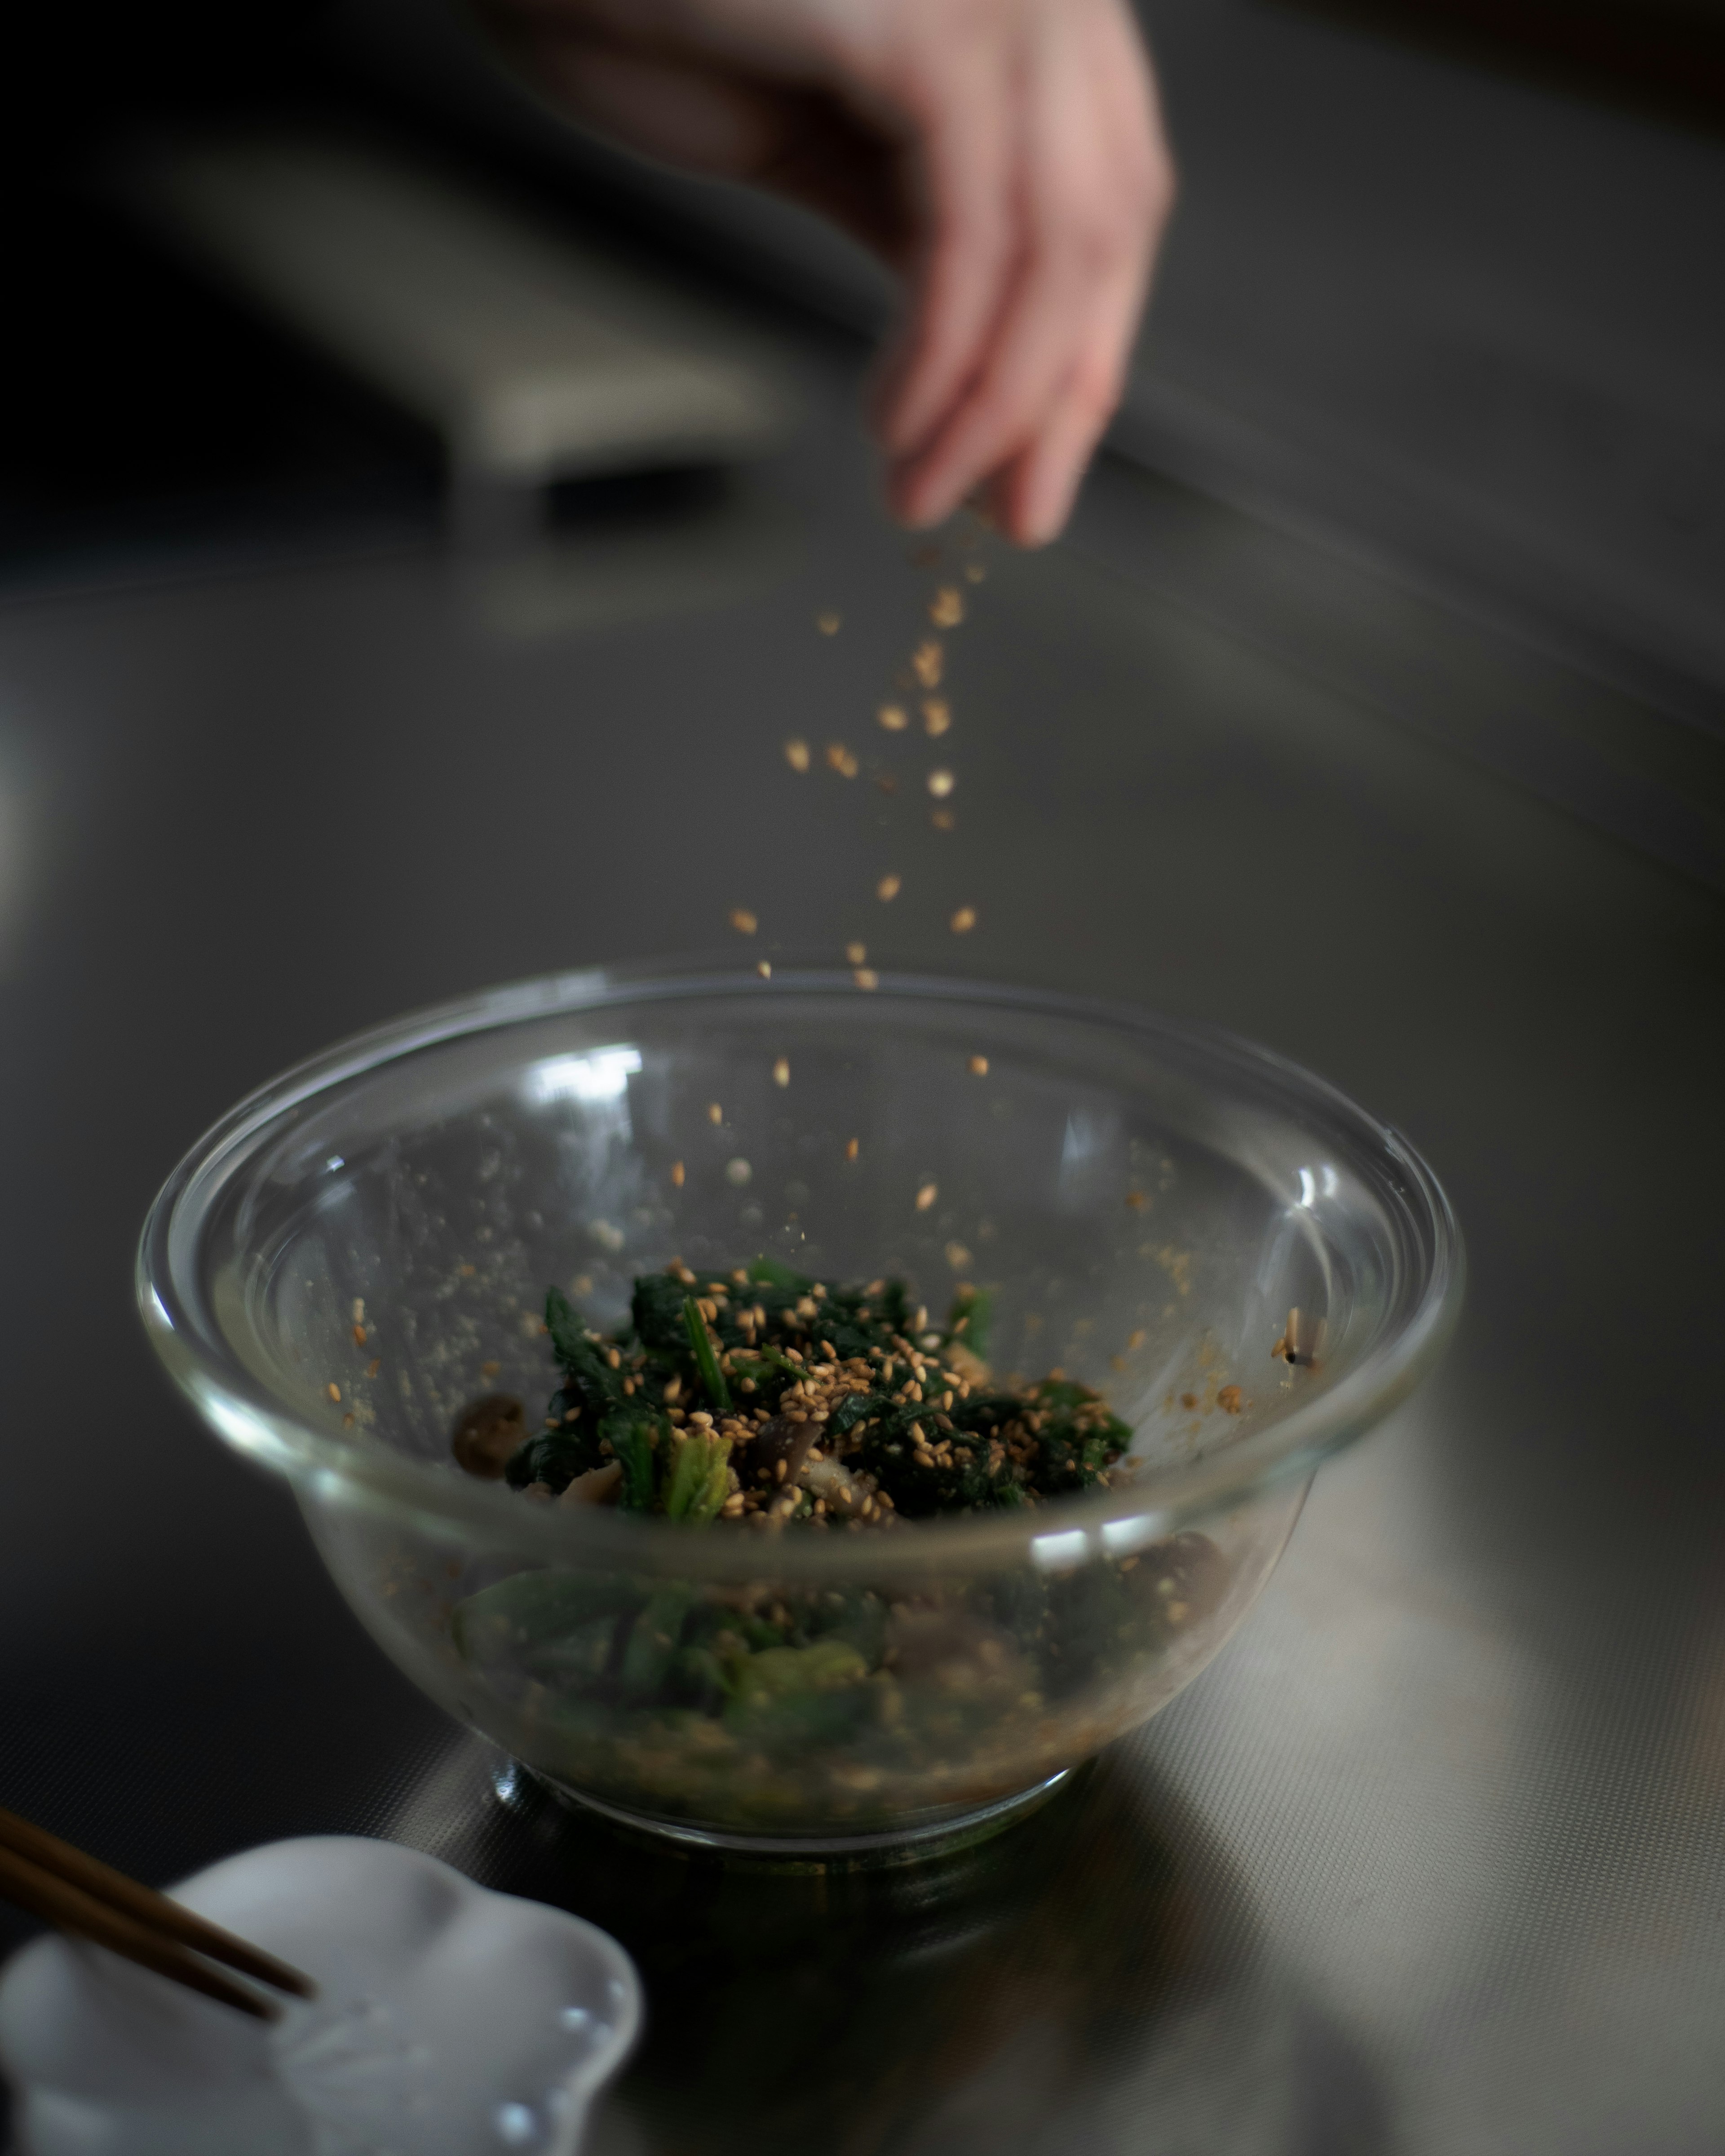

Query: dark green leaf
left=682, top=1295, right=734, bottom=1414
left=544, top=1286, right=626, bottom=1414
left=631, top=1272, right=694, bottom=1359
left=503, top=1429, right=602, bottom=1493
left=603, top=1411, right=664, bottom=1512
left=945, top=1285, right=994, bottom=1360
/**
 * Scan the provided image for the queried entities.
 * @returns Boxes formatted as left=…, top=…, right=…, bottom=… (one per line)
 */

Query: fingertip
left=883, top=460, right=947, bottom=532
left=1020, top=463, right=1081, bottom=548
left=887, top=448, right=965, bottom=532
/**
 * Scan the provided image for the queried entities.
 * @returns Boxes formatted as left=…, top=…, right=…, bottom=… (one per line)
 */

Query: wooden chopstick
left=0, top=1807, right=316, bottom=2020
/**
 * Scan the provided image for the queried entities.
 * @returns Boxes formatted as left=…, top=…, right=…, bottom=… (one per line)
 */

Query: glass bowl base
left=521, top=1764, right=1075, bottom=1865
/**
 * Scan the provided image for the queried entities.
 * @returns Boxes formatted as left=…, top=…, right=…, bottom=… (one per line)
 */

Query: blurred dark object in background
left=0, top=1, right=442, bottom=576
left=0, top=188, right=441, bottom=578
left=3, top=0, right=333, bottom=172
left=0, top=0, right=796, bottom=577
left=1278, top=0, right=1725, bottom=132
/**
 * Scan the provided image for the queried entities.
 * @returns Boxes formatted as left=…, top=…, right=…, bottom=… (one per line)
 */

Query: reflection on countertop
left=385, top=1734, right=1380, bottom=2156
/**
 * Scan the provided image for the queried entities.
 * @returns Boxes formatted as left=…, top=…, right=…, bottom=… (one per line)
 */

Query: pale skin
left=473, top=0, right=1175, bottom=545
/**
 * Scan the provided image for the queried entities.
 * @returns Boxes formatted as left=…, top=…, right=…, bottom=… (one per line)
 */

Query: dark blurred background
left=0, top=6, right=1721, bottom=2153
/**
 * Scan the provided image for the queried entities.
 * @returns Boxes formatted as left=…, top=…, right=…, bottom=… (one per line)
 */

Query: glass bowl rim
left=137, top=961, right=1464, bottom=1583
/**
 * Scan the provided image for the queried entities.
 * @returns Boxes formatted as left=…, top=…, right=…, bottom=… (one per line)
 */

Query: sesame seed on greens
left=487, top=1260, right=1130, bottom=1528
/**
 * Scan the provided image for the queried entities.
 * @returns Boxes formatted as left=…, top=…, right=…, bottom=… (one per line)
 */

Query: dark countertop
left=2, top=41, right=1723, bottom=2154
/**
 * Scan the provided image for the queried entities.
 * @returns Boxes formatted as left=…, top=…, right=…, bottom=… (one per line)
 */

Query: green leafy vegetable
left=630, top=1272, right=695, bottom=1360
left=504, top=1429, right=595, bottom=1493
left=512, top=1260, right=1135, bottom=1526
left=725, top=1637, right=869, bottom=1710
left=544, top=1286, right=626, bottom=1415
left=681, top=1295, right=733, bottom=1414
left=620, top=1586, right=701, bottom=1703
left=663, top=1429, right=733, bottom=1524
left=603, top=1411, right=664, bottom=1513
left=945, top=1284, right=994, bottom=1360
left=451, top=1568, right=646, bottom=1665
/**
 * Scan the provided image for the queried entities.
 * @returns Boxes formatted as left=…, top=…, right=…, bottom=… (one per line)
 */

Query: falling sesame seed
left=784, top=738, right=811, bottom=773
left=707, top=1103, right=723, bottom=1125
left=916, top=1182, right=938, bottom=1211
left=969, top=1054, right=989, bottom=1076
left=352, top=1324, right=367, bottom=1346
left=922, top=698, right=951, bottom=736
left=927, top=769, right=955, bottom=799
left=950, top=906, right=977, bottom=934
left=327, top=1382, right=341, bottom=1403
left=877, top=702, right=908, bottom=732
left=756, top=960, right=772, bottom=978
left=945, top=1241, right=972, bottom=1269
left=965, top=561, right=986, bottom=583
left=817, top=610, right=841, bottom=634
left=1126, top=1188, right=1147, bottom=1210
left=845, top=941, right=867, bottom=965
left=729, top=907, right=758, bottom=936
left=912, top=640, right=943, bottom=688
left=367, top=1358, right=380, bottom=1378
left=845, top=1138, right=860, bottom=1161
left=351, top=1299, right=365, bottom=1324
left=481, top=1360, right=500, bottom=1379
left=854, top=967, right=879, bottom=990
left=773, top=1057, right=790, bottom=1087
left=1128, top=1328, right=1147, bottom=1351
left=876, top=873, right=902, bottom=902
left=726, top=1159, right=752, bottom=1186
left=930, top=586, right=964, bottom=628
left=671, top=1161, right=685, bottom=1187
left=931, top=808, right=955, bottom=831
left=826, top=742, right=860, bottom=778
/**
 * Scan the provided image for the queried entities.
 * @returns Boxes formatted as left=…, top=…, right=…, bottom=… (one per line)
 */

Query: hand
left=473, top=0, right=1174, bottom=545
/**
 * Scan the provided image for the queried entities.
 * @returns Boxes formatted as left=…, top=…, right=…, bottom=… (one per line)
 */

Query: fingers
left=869, top=26, right=1019, bottom=461
left=885, top=0, right=1173, bottom=546
left=489, top=34, right=786, bottom=175
left=478, top=0, right=1174, bottom=550
left=993, top=340, right=1123, bottom=545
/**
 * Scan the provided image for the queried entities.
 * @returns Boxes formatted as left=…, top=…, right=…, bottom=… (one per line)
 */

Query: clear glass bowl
left=139, top=966, right=1462, bottom=1854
